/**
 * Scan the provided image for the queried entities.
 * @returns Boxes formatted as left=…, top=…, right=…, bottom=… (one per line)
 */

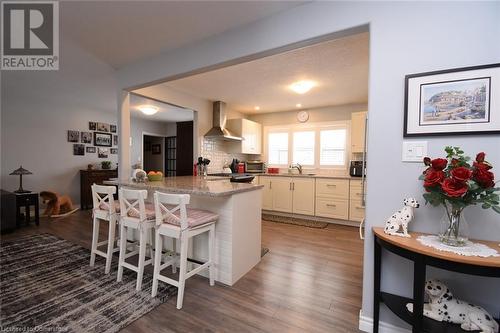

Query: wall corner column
left=118, top=90, right=131, bottom=181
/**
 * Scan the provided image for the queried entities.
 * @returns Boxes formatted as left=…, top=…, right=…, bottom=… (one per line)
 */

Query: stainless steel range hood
left=204, top=101, right=242, bottom=141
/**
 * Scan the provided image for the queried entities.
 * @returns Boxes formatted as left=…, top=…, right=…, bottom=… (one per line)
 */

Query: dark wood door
left=176, top=121, right=193, bottom=176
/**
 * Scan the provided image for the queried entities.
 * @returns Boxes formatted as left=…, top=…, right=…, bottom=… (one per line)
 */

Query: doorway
left=143, top=134, right=165, bottom=174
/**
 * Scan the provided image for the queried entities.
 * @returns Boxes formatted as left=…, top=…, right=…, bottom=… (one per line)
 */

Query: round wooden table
left=372, top=227, right=500, bottom=333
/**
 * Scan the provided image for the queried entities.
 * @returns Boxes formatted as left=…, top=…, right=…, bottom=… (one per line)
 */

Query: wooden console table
left=80, top=169, right=118, bottom=210
left=373, top=227, right=500, bottom=333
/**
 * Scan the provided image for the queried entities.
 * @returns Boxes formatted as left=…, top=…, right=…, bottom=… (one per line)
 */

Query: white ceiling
left=130, top=94, right=193, bottom=122
left=62, top=1, right=305, bottom=69
left=156, top=32, right=369, bottom=114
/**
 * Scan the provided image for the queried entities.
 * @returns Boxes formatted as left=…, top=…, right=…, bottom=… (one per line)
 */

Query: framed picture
left=81, top=132, right=92, bottom=144
left=98, top=148, right=108, bottom=158
left=110, top=148, right=118, bottom=154
left=86, top=146, right=96, bottom=153
left=404, top=63, right=500, bottom=137
left=152, top=144, right=161, bottom=155
left=113, top=135, right=118, bottom=146
left=94, top=132, right=112, bottom=147
left=73, top=144, right=85, bottom=156
left=89, top=122, right=97, bottom=131
left=110, top=125, right=117, bottom=133
left=67, top=130, right=79, bottom=142
left=97, top=122, right=110, bottom=132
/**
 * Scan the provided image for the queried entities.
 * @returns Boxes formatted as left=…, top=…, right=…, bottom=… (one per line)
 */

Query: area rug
left=262, top=214, right=328, bottom=229
left=0, top=233, right=176, bottom=333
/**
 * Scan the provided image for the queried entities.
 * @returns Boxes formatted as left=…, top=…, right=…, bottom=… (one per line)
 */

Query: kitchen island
left=106, top=176, right=263, bottom=286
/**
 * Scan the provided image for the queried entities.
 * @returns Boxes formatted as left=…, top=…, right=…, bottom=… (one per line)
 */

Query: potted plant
left=420, top=147, right=499, bottom=247
left=101, top=161, right=112, bottom=170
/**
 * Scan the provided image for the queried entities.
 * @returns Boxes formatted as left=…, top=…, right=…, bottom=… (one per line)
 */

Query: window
left=268, top=132, right=288, bottom=165
left=265, top=122, right=349, bottom=169
left=293, top=131, right=315, bottom=165
left=320, top=129, right=346, bottom=166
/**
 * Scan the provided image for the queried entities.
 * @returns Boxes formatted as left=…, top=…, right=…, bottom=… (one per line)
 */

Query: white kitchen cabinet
left=292, top=178, right=315, bottom=215
left=259, top=176, right=274, bottom=210
left=227, top=118, right=262, bottom=154
left=316, top=197, right=349, bottom=220
left=351, top=111, right=367, bottom=153
left=349, top=179, right=366, bottom=222
left=272, top=177, right=293, bottom=213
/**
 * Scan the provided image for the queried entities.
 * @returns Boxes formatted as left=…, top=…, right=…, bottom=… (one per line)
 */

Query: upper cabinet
left=351, top=111, right=367, bottom=153
left=227, top=119, right=262, bottom=154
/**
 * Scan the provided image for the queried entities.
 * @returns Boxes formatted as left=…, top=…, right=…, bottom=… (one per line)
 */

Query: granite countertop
left=256, top=173, right=364, bottom=180
left=105, top=176, right=263, bottom=197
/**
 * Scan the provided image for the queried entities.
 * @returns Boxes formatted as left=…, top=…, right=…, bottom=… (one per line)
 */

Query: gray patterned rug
left=0, top=233, right=176, bottom=333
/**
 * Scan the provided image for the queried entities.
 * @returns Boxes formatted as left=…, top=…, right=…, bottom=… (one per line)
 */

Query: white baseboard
left=358, top=310, right=411, bottom=333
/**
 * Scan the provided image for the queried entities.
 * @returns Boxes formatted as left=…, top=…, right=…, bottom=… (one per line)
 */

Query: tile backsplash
left=200, top=138, right=261, bottom=173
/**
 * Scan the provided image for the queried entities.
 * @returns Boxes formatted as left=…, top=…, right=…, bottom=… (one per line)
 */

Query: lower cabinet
left=260, top=176, right=365, bottom=222
left=316, top=197, right=349, bottom=220
left=291, top=178, right=315, bottom=215
left=259, top=176, right=315, bottom=215
left=272, top=177, right=293, bottom=213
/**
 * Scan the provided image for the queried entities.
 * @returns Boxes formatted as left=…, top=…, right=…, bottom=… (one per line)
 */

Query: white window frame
left=263, top=121, right=351, bottom=170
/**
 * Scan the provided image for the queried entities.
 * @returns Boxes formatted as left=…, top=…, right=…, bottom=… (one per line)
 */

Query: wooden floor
left=2, top=211, right=364, bottom=333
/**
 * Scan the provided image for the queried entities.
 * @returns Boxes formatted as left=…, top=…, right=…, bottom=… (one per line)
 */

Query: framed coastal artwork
left=404, top=63, right=500, bottom=137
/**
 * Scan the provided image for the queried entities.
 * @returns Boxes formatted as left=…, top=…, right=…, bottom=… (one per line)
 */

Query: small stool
left=151, top=191, right=218, bottom=309
left=90, top=184, right=120, bottom=274
left=117, top=188, right=155, bottom=291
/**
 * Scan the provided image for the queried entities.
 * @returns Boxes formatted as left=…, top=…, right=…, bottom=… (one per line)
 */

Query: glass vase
left=439, top=203, right=469, bottom=247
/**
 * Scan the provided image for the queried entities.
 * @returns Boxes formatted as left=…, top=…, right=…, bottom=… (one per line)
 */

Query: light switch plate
left=402, top=141, right=428, bottom=162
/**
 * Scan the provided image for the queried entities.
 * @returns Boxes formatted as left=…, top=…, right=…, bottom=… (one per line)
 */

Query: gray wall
left=1, top=37, right=118, bottom=204
left=116, top=1, right=500, bottom=329
left=0, top=36, right=175, bottom=206
left=249, top=103, right=367, bottom=126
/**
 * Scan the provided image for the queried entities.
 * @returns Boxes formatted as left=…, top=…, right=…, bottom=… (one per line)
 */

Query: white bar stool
left=90, top=184, right=120, bottom=274
left=151, top=191, right=218, bottom=309
left=117, top=188, right=156, bottom=291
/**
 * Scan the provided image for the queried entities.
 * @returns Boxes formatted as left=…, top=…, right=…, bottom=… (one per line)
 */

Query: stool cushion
left=126, top=203, right=156, bottom=220
left=163, top=208, right=218, bottom=228
left=97, top=200, right=120, bottom=213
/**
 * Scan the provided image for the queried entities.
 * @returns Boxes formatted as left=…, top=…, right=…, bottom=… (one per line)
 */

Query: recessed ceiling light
left=254, top=106, right=260, bottom=110
left=138, top=105, right=158, bottom=115
left=290, top=80, right=316, bottom=94
left=296, top=103, right=302, bottom=108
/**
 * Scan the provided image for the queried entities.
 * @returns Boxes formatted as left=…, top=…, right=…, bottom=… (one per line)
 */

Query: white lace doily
left=416, top=235, right=499, bottom=257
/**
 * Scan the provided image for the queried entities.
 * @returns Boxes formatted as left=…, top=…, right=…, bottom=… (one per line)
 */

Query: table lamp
left=9, top=166, right=32, bottom=193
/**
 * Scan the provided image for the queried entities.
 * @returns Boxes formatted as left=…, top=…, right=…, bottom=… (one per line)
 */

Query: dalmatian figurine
left=383, top=197, right=419, bottom=237
left=406, top=279, right=499, bottom=333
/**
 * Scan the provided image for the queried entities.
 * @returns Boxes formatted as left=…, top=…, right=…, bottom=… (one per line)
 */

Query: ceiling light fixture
left=138, top=105, right=158, bottom=115
left=296, top=103, right=302, bottom=108
left=290, top=80, right=316, bottom=94
left=254, top=106, right=260, bottom=110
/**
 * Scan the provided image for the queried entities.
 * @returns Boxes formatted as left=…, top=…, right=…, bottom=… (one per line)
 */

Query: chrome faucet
left=289, top=163, right=303, bottom=174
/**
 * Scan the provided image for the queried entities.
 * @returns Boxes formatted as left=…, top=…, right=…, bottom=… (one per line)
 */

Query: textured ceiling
left=61, top=1, right=305, bottom=69
left=158, top=32, right=369, bottom=114
left=130, top=94, right=193, bottom=122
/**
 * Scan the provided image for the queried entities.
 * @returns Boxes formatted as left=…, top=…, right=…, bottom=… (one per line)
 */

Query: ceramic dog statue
left=384, top=197, right=419, bottom=237
left=406, top=279, right=498, bottom=333
left=40, top=191, right=75, bottom=216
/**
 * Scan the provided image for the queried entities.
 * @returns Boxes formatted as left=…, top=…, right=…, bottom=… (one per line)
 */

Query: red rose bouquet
left=420, top=147, right=499, bottom=246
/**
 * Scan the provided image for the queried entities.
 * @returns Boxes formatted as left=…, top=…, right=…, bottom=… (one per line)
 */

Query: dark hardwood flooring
left=1, top=211, right=364, bottom=333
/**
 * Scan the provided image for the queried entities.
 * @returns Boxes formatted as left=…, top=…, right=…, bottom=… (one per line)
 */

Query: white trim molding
left=358, top=310, right=411, bottom=333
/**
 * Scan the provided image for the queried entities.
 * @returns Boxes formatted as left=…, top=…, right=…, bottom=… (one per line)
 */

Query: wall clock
left=297, top=110, right=309, bottom=123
